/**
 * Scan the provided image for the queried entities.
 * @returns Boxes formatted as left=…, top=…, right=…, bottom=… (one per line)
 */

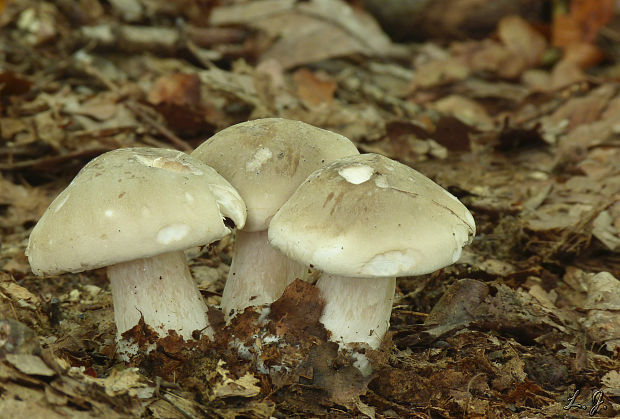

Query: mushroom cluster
left=26, top=117, right=476, bottom=365
left=190, top=118, right=359, bottom=320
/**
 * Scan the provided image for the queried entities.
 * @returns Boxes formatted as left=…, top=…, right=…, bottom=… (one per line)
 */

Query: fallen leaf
left=212, top=360, right=261, bottom=398
left=601, top=370, right=620, bottom=397
left=425, top=278, right=490, bottom=327
left=503, top=381, right=554, bottom=408
left=552, top=0, right=615, bottom=47
left=498, top=15, right=546, bottom=69
left=268, top=279, right=326, bottom=343
left=431, top=95, right=494, bottom=130
left=148, top=73, right=201, bottom=108
left=0, top=278, right=40, bottom=307
left=98, top=368, right=156, bottom=399
left=5, top=354, right=56, bottom=377
left=211, top=0, right=401, bottom=69
left=299, top=342, right=370, bottom=406
left=0, top=318, right=41, bottom=356
left=147, top=73, right=216, bottom=135
left=69, top=92, right=119, bottom=121
left=0, top=71, right=32, bottom=96
left=473, top=283, right=573, bottom=342
left=293, top=68, right=336, bottom=107
left=592, top=210, right=620, bottom=251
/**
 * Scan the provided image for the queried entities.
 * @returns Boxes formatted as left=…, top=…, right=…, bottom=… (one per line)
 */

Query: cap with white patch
left=27, top=148, right=246, bottom=275
left=191, top=118, right=359, bottom=232
left=268, top=153, right=476, bottom=277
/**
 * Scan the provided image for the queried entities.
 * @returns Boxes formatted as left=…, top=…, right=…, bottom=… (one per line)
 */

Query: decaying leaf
left=5, top=353, right=55, bottom=377
left=212, top=359, right=261, bottom=399
left=210, top=0, right=402, bottom=69
left=0, top=319, right=41, bottom=355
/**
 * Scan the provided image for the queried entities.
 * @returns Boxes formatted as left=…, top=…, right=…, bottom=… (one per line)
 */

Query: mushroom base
left=221, top=230, right=307, bottom=320
left=108, top=251, right=211, bottom=347
left=316, top=274, right=396, bottom=349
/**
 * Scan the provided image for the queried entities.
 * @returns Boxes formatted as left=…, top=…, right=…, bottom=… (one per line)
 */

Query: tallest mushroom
left=191, top=118, right=359, bottom=319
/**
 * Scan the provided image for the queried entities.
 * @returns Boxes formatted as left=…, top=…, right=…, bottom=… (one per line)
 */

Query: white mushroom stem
left=107, top=250, right=211, bottom=342
left=221, top=230, right=307, bottom=320
left=316, top=274, right=396, bottom=350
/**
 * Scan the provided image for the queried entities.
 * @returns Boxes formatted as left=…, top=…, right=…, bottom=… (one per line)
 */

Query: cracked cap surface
left=268, top=153, right=476, bottom=277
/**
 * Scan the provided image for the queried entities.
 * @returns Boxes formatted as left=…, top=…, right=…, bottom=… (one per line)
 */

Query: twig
left=81, top=62, right=193, bottom=152
left=125, top=101, right=193, bottom=152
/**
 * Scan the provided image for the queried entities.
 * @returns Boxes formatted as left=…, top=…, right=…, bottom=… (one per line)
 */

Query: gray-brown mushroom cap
left=26, top=148, right=246, bottom=275
left=191, top=118, right=359, bottom=232
left=268, top=153, right=476, bottom=277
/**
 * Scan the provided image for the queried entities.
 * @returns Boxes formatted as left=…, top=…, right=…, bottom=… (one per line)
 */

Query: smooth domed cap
left=191, top=118, right=359, bottom=232
left=26, top=148, right=246, bottom=276
left=268, top=154, right=476, bottom=278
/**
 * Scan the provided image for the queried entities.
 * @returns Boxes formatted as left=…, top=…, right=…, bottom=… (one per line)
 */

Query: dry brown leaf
left=552, top=0, right=615, bottom=47
left=147, top=399, right=186, bottom=419
left=0, top=399, right=68, bottom=419
left=148, top=73, right=201, bottom=107
left=550, top=58, right=586, bottom=89
left=563, top=41, right=605, bottom=69
left=0, top=176, right=53, bottom=226
left=601, top=370, right=620, bottom=397
left=70, top=93, right=119, bottom=121
left=593, top=210, right=620, bottom=251
left=410, top=57, right=470, bottom=89
left=0, top=318, right=41, bottom=356
left=0, top=71, right=32, bottom=96
left=582, top=272, right=620, bottom=311
left=293, top=68, right=336, bottom=107
left=474, top=283, right=573, bottom=338
left=425, top=279, right=490, bottom=327
left=212, top=360, right=261, bottom=399
left=431, top=95, right=493, bottom=129
left=498, top=15, right=546, bottom=69
left=581, top=310, right=620, bottom=352
left=211, top=0, right=400, bottom=69
left=96, top=368, right=155, bottom=399
left=0, top=281, right=40, bottom=307
left=254, top=58, right=299, bottom=113
left=5, top=354, right=55, bottom=377
left=299, top=342, right=370, bottom=406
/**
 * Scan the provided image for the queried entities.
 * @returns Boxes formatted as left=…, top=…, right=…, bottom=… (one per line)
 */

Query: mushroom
left=26, top=148, right=246, bottom=358
left=191, top=118, right=359, bottom=319
left=268, top=153, right=475, bottom=349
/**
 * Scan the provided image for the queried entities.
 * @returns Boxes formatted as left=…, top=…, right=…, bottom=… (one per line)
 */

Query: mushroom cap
left=26, top=148, right=246, bottom=276
left=191, top=118, right=359, bottom=232
left=268, top=153, right=476, bottom=278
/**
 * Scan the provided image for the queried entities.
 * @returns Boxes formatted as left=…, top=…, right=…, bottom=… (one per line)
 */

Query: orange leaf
left=552, top=0, right=615, bottom=48
left=147, top=73, right=201, bottom=107
left=293, top=68, right=336, bottom=107
left=563, top=41, right=604, bottom=68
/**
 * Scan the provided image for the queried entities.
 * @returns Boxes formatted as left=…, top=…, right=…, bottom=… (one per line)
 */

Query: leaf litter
left=0, top=0, right=619, bottom=417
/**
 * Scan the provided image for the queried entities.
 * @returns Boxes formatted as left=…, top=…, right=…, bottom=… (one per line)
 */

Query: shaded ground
left=0, top=0, right=619, bottom=417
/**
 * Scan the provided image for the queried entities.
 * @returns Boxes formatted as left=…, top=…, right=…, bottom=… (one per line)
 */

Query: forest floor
left=0, top=1, right=619, bottom=417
